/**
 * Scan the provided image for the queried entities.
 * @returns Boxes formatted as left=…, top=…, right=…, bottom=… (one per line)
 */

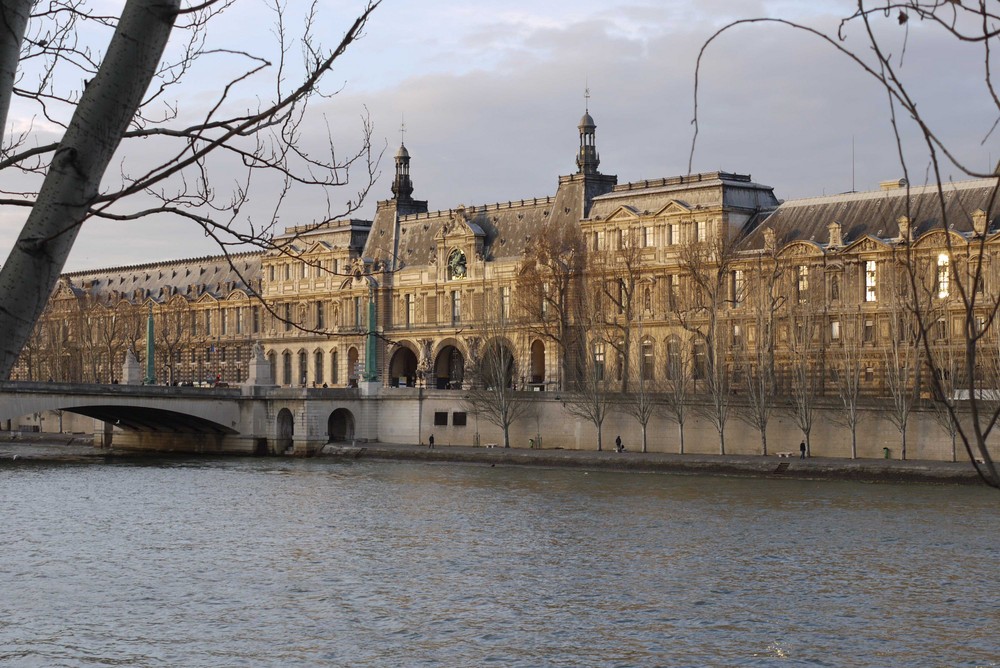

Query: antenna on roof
left=851, top=135, right=856, bottom=193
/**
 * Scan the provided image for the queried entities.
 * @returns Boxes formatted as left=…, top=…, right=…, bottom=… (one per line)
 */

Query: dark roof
left=744, top=178, right=1000, bottom=250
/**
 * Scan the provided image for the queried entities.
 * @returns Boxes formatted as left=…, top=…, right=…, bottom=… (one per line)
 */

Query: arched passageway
left=434, top=346, right=464, bottom=389
left=530, top=339, right=545, bottom=387
left=389, top=347, right=418, bottom=387
left=328, top=408, right=355, bottom=443
left=276, top=408, right=294, bottom=453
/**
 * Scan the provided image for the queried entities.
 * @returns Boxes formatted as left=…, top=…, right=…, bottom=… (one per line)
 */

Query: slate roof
left=744, top=178, right=1000, bottom=250
left=59, top=253, right=262, bottom=304
left=588, top=171, right=779, bottom=220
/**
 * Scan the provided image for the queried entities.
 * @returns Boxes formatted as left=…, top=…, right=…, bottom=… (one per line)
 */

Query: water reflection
left=0, top=458, right=996, bottom=666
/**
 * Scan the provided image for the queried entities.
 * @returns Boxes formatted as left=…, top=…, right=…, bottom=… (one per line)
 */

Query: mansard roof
left=587, top=171, right=779, bottom=220
left=745, top=178, right=1000, bottom=251
left=60, top=252, right=262, bottom=304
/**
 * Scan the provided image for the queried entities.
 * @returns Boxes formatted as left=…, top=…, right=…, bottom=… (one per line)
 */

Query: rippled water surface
left=1, top=457, right=997, bottom=666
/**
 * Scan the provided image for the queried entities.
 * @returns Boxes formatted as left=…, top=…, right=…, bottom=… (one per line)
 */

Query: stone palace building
left=15, top=109, right=1000, bottom=431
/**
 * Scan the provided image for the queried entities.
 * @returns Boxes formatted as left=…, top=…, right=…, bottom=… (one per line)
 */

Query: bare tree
left=882, top=261, right=923, bottom=460
left=463, top=276, right=531, bottom=449
left=733, top=249, right=783, bottom=455
left=661, top=333, right=693, bottom=454
left=784, top=301, right=824, bottom=457
left=831, top=312, right=866, bottom=459
left=620, top=319, right=659, bottom=453
left=593, top=227, right=643, bottom=392
left=0, top=1, right=382, bottom=380
left=692, top=2, right=1000, bottom=485
left=674, top=224, right=737, bottom=454
left=516, top=222, right=584, bottom=390
left=562, top=278, right=613, bottom=451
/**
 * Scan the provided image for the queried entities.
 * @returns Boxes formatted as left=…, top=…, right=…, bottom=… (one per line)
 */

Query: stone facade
left=12, top=109, right=1000, bottom=460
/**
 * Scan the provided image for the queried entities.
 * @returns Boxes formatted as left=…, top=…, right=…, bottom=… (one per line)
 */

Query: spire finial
left=400, top=113, right=406, bottom=146
left=584, top=83, right=590, bottom=113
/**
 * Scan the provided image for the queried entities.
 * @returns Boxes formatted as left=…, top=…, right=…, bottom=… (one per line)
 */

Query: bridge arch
left=327, top=408, right=355, bottom=443
left=276, top=408, right=294, bottom=453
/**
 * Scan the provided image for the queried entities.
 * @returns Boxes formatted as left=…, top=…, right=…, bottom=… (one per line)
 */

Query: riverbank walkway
left=0, top=432, right=986, bottom=485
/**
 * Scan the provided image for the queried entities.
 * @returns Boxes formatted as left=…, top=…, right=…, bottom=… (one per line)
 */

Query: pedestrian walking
left=615, top=435, right=623, bottom=452
left=800, top=440, right=807, bottom=459
left=429, top=434, right=435, bottom=449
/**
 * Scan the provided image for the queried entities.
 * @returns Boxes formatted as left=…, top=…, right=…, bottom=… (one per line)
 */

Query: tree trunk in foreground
left=0, top=0, right=180, bottom=379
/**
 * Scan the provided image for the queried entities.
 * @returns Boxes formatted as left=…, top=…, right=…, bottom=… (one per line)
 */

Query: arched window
left=641, top=339, right=654, bottom=381
left=282, top=351, right=292, bottom=385
left=314, top=350, right=324, bottom=385
left=666, top=336, right=681, bottom=380
left=331, top=350, right=339, bottom=384
left=298, top=351, right=307, bottom=386
left=593, top=341, right=606, bottom=381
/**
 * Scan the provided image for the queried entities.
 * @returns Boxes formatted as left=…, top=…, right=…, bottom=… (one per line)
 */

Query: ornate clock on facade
left=447, top=248, right=467, bottom=280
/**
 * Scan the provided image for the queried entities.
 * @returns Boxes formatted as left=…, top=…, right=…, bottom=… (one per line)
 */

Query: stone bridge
left=0, top=381, right=383, bottom=455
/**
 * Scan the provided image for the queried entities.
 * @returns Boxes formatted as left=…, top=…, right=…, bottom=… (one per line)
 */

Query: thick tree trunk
left=0, top=0, right=32, bottom=137
left=0, top=0, right=179, bottom=379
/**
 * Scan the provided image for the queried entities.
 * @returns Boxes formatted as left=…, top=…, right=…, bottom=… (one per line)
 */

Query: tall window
left=205, top=310, right=212, bottom=335
left=642, top=226, right=652, bottom=247
left=731, top=270, right=745, bottom=306
left=236, top=307, right=244, bottom=334
left=501, top=286, right=511, bottom=320
left=451, top=290, right=461, bottom=325
left=797, top=265, right=809, bottom=301
left=596, top=230, right=605, bottom=251
left=353, top=296, right=362, bottom=327
left=865, top=260, right=877, bottom=302
left=831, top=319, right=841, bottom=341
left=191, top=311, right=199, bottom=336
left=282, top=351, right=292, bottom=385
left=314, top=350, right=324, bottom=385
left=863, top=319, right=875, bottom=343
left=666, top=274, right=679, bottom=311
left=252, top=306, right=260, bottom=333
left=541, top=283, right=549, bottom=318
left=696, top=220, right=707, bottom=242
left=641, top=340, right=654, bottom=380
left=331, top=350, right=339, bottom=384
left=593, top=342, right=605, bottom=381
left=316, top=301, right=325, bottom=329
left=221, top=309, right=228, bottom=335
left=284, top=303, right=292, bottom=331
left=405, top=294, right=415, bottom=328
left=693, top=342, right=707, bottom=380
left=937, top=254, right=950, bottom=299
left=298, top=351, right=307, bottom=385
left=666, top=336, right=681, bottom=380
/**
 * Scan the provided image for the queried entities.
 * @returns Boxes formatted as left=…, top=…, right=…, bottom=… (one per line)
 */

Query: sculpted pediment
left=842, top=235, right=889, bottom=254
left=653, top=200, right=692, bottom=217
left=776, top=240, right=823, bottom=258
left=604, top=206, right=640, bottom=222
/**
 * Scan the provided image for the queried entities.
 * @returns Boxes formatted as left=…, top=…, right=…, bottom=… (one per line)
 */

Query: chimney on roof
left=880, top=178, right=908, bottom=191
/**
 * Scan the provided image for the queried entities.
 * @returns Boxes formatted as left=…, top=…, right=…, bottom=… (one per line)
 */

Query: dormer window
left=447, top=249, right=467, bottom=280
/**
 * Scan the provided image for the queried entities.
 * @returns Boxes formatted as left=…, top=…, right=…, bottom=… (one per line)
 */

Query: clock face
left=448, top=249, right=467, bottom=279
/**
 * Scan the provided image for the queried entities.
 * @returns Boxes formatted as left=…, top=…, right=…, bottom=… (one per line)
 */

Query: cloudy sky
left=3, top=0, right=996, bottom=272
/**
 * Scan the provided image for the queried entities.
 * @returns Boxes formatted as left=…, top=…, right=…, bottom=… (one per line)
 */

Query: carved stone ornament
left=973, top=209, right=989, bottom=237
left=828, top=221, right=843, bottom=248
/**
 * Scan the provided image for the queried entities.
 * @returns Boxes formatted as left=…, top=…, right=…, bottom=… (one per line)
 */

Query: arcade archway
left=328, top=408, right=355, bottom=442
left=389, top=346, right=418, bottom=387
left=434, top=345, right=464, bottom=389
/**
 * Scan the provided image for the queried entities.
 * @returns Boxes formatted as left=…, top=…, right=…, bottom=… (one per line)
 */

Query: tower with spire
left=576, top=88, right=600, bottom=175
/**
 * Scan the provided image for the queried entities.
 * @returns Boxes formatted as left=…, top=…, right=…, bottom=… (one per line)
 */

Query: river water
left=0, top=456, right=996, bottom=667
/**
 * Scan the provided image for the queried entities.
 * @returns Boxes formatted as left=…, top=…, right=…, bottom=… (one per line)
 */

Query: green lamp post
left=144, top=303, right=155, bottom=385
